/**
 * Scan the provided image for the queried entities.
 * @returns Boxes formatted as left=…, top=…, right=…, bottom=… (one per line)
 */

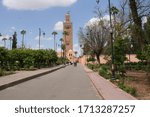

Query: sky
left=0, top=0, right=119, bottom=53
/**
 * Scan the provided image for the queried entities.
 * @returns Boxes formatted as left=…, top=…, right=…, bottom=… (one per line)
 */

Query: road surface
left=0, top=64, right=101, bottom=100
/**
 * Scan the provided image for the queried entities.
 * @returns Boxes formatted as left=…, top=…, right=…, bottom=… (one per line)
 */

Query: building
left=63, top=12, right=74, bottom=62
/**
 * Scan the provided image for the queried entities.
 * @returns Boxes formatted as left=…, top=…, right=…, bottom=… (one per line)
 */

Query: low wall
left=79, top=54, right=140, bottom=65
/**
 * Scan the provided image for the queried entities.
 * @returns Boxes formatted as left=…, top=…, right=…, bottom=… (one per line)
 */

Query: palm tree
left=2, top=37, right=7, bottom=48
left=9, top=37, right=13, bottom=50
left=60, top=38, right=63, bottom=57
left=61, top=44, right=66, bottom=58
left=63, top=31, right=69, bottom=43
left=63, top=31, right=69, bottom=58
left=111, top=6, right=119, bottom=22
left=52, top=31, right=58, bottom=51
left=111, top=6, right=119, bottom=39
left=12, top=32, right=17, bottom=49
left=20, top=30, right=26, bottom=49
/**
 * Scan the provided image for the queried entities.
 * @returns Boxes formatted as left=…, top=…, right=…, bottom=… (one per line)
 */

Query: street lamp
left=96, top=0, right=115, bottom=80
left=39, top=28, right=45, bottom=49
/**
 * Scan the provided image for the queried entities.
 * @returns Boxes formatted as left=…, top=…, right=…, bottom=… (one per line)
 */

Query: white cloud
left=2, top=0, right=78, bottom=10
left=54, top=21, right=63, bottom=32
left=0, top=35, right=10, bottom=41
left=34, top=36, right=52, bottom=41
left=86, top=17, right=99, bottom=26
left=85, top=15, right=110, bottom=27
left=31, top=44, right=46, bottom=50
left=9, top=26, right=16, bottom=32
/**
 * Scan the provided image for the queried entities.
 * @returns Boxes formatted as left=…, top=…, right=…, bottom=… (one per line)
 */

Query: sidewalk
left=84, top=65, right=136, bottom=100
left=0, top=65, right=65, bottom=91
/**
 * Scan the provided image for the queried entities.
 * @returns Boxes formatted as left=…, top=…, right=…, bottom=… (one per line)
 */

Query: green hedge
left=0, top=47, right=58, bottom=71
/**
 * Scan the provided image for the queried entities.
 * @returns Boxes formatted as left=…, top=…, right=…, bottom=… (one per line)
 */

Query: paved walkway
left=0, top=65, right=64, bottom=90
left=0, top=64, right=137, bottom=100
left=84, top=65, right=136, bottom=100
left=0, top=64, right=100, bottom=100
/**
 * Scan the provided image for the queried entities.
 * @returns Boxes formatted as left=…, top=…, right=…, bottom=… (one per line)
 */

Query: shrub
left=87, top=57, right=96, bottom=62
left=98, top=65, right=110, bottom=79
left=87, top=63, right=95, bottom=70
left=0, top=68, right=4, bottom=76
left=118, top=83, right=136, bottom=96
left=0, top=48, right=58, bottom=71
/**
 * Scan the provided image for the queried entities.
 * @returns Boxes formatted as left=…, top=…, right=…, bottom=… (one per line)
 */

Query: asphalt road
left=0, top=64, right=101, bottom=100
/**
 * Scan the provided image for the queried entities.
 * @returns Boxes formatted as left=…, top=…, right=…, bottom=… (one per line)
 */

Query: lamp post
left=39, top=28, right=45, bottom=50
left=96, top=0, right=115, bottom=79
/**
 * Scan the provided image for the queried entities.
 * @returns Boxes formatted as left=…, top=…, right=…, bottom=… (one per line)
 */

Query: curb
left=0, top=65, right=65, bottom=91
left=83, top=65, right=136, bottom=100
left=89, top=73, right=136, bottom=100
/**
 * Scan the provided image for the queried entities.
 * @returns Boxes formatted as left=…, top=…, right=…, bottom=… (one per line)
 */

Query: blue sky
left=0, top=0, right=119, bottom=52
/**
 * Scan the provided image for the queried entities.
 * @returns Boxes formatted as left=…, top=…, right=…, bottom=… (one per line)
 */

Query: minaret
left=63, top=12, right=73, bottom=53
left=63, top=12, right=74, bottom=62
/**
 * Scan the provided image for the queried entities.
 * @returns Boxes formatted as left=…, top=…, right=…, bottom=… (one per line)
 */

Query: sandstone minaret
left=63, top=12, right=74, bottom=62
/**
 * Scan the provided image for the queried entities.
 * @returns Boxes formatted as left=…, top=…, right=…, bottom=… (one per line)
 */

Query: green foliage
left=87, top=63, right=95, bottom=70
left=118, top=82, right=136, bottom=96
left=136, top=51, right=146, bottom=61
left=87, top=63, right=100, bottom=70
left=114, top=38, right=127, bottom=75
left=143, top=44, right=150, bottom=72
left=0, top=48, right=58, bottom=73
left=87, top=57, right=96, bottom=62
left=144, top=17, right=150, bottom=44
left=145, top=44, right=150, bottom=61
left=0, top=47, right=9, bottom=69
left=98, top=65, right=111, bottom=79
left=0, top=68, right=4, bottom=76
left=0, top=68, right=15, bottom=77
left=12, top=32, right=17, bottom=49
left=56, top=57, right=67, bottom=65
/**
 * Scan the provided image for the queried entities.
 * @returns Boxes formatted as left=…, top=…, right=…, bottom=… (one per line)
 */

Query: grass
left=87, top=63, right=137, bottom=96
left=118, top=82, right=137, bottom=96
left=0, top=69, right=15, bottom=77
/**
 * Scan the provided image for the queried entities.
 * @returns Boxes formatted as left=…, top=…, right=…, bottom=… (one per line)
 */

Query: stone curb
left=83, top=65, right=137, bottom=100
left=0, top=65, right=65, bottom=91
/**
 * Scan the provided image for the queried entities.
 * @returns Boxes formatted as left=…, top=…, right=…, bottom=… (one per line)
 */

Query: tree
left=0, top=47, right=8, bottom=69
left=52, top=31, right=58, bottom=51
left=12, top=32, right=17, bottom=49
left=111, top=6, right=119, bottom=39
left=79, top=19, right=109, bottom=64
left=60, top=38, right=63, bottom=57
left=2, top=37, right=7, bottom=48
left=144, top=17, right=150, bottom=44
left=63, top=31, right=69, bottom=44
left=63, top=31, right=69, bottom=58
left=61, top=44, right=66, bottom=58
left=111, top=6, right=119, bottom=22
left=114, top=38, right=127, bottom=75
left=20, top=30, right=26, bottom=49
left=129, top=0, right=150, bottom=50
left=9, top=37, right=12, bottom=50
